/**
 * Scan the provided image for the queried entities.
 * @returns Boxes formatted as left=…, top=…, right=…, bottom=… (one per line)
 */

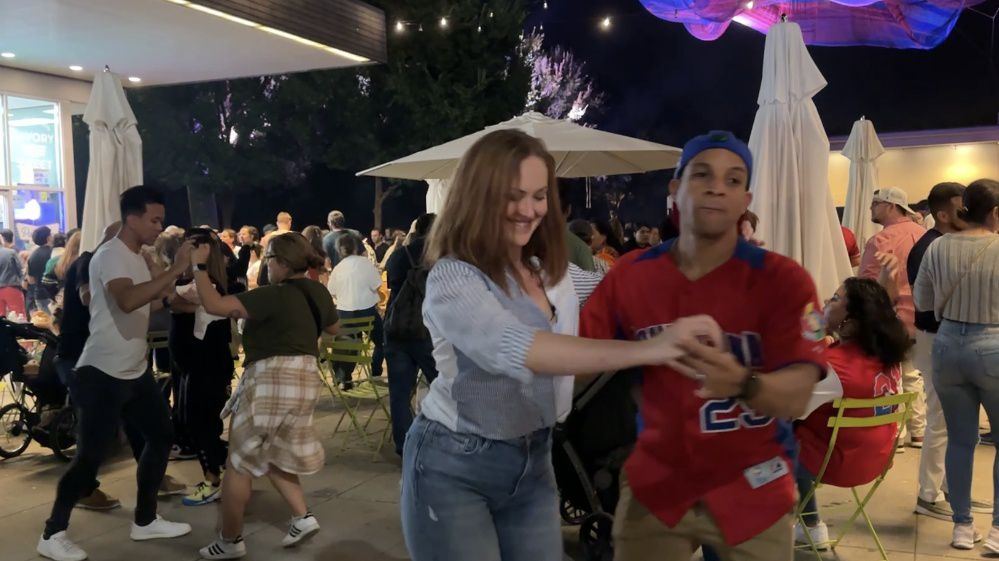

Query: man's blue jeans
left=385, top=337, right=438, bottom=456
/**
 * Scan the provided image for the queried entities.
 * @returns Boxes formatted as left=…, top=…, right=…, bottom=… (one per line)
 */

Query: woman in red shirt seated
left=794, top=277, right=912, bottom=546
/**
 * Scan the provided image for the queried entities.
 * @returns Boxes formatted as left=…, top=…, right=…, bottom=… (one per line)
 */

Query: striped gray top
left=913, top=233, right=999, bottom=326
left=420, top=257, right=602, bottom=440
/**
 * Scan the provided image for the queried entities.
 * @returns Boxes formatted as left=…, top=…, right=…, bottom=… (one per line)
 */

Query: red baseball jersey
left=580, top=238, right=826, bottom=545
left=796, top=342, right=901, bottom=487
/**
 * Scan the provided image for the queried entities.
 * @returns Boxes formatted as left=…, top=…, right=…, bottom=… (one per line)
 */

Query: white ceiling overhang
left=0, top=0, right=386, bottom=87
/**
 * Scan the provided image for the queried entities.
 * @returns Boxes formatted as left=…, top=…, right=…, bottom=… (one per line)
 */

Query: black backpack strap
left=286, top=280, right=322, bottom=336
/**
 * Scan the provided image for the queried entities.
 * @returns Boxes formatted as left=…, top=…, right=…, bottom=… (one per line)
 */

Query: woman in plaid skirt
left=189, top=232, right=341, bottom=560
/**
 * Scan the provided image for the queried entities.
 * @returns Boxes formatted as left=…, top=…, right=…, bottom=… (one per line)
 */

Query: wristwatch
left=736, top=368, right=761, bottom=402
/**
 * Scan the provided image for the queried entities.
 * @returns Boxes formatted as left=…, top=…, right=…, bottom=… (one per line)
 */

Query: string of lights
left=391, top=2, right=624, bottom=35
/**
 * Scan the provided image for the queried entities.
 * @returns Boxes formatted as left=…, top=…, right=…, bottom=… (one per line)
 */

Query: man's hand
left=675, top=338, right=748, bottom=399
left=642, top=315, right=725, bottom=376
left=875, top=251, right=900, bottom=302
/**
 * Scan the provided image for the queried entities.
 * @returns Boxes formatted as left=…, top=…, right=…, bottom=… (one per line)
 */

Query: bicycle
left=0, top=319, right=76, bottom=461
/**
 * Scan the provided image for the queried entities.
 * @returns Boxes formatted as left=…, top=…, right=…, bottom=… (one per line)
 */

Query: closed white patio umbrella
left=80, top=69, right=143, bottom=252
left=841, top=117, right=884, bottom=249
left=357, top=111, right=681, bottom=181
left=748, top=20, right=853, bottom=300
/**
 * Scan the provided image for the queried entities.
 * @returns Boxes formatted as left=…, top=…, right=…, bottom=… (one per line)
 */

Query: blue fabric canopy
left=638, top=0, right=982, bottom=48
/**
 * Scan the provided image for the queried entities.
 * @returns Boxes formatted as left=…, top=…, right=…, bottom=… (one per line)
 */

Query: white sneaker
left=199, top=535, right=247, bottom=559
left=951, top=523, right=982, bottom=550
left=37, top=531, right=87, bottom=561
left=794, top=521, right=830, bottom=550
left=282, top=513, right=320, bottom=547
left=130, top=515, right=192, bottom=541
left=984, top=526, right=999, bottom=555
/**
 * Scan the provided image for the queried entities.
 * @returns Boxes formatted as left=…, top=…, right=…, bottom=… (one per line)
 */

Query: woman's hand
left=640, top=314, right=725, bottom=372
left=191, top=243, right=210, bottom=266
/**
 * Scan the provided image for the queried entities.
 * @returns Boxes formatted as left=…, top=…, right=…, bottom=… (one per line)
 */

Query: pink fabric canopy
left=639, top=0, right=983, bottom=48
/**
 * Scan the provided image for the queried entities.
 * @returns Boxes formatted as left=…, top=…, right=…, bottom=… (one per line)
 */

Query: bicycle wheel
left=0, top=403, right=32, bottom=458
left=51, top=407, right=77, bottom=463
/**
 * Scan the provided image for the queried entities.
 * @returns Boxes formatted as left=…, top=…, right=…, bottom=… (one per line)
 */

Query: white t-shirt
left=327, top=255, right=382, bottom=311
left=76, top=238, right=153, bottom=380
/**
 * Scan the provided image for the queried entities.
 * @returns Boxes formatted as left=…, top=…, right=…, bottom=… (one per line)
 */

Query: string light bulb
left=543, top=1, right=548, bottom=8
left=489, top=11, right=494, bottom=18
left=477, top=25, right=482, bottom=32
left=440, top=16, right=448, bottom=28
left=395, top=21, right=404, bottom=32
left=418, top=23, right=423, bottom=32
left=600, top=16, right=612, bottom=30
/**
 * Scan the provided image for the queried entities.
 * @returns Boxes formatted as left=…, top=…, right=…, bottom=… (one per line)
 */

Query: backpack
left=384, top=246, right=430, bottom=341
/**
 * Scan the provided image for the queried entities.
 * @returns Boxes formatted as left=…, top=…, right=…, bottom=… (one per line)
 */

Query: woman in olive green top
left=190, top=232, right=340, bottom=560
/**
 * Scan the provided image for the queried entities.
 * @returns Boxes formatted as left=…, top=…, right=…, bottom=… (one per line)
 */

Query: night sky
left=74, top=1, right=999, bottom=233
left=533, top=0, right=999, bottom=143
left=518, top=0, right=999, bottom=226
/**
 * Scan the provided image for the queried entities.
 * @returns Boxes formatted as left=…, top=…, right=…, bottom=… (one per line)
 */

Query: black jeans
left=334, top=307, right=385, bottom=382
left=385, top=337, right=438, bottom=456
left=44, top=367, right=174, bottom=537
left=173, top=367, right=231, bottom=478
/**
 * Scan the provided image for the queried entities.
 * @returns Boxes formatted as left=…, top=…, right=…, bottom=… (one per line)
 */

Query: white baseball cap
left=873, top=187, right=917, bottom=216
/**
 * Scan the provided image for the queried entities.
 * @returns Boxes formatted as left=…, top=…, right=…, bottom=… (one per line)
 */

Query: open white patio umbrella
left=80, top=69, right=143, bottom=252
left=748, top=20, right=853, bottom=300
left=841, top=117, right=884, bottom=249
left=357, top=111, right=681, bottom=181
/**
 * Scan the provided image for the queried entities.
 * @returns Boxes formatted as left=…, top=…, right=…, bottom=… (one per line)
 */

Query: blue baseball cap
left=673, top=130, right=753, bottom=186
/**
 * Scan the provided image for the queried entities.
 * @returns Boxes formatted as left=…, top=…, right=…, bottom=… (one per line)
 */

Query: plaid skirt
left=222, top=355, right=325, bottom=477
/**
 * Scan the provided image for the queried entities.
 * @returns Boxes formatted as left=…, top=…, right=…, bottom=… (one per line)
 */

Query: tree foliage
left=120, top=1, right=609, bottom=228
left=523, top=31, right=605, bottom=123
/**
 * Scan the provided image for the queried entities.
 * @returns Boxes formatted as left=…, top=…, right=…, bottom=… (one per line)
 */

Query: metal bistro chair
left=795, top=391, right=917, bottom=561
left=317, top=316, right=390, bottom=455
left=147, top=330, right=172, bottom=393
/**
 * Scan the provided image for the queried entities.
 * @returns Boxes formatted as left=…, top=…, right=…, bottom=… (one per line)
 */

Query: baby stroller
left=553, top=371, right=639, bottom=561
left=0, top=318, right=76, bottom=461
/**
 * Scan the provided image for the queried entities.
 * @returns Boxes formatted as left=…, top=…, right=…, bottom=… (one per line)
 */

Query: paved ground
left=1, top=394, right=997, bottom=561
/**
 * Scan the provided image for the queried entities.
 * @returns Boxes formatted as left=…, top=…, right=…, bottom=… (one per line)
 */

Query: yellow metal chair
left=795, top=391, right=918, bottom=560
left=317, top=316, right=391, bottom=454
left=147, top=330, right=171, bottom=391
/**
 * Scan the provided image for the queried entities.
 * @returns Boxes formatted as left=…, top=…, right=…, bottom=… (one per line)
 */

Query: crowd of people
left=6, top=127, right=997, bottom=561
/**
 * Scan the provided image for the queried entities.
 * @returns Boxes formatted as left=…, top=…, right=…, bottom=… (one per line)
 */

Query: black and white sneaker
left=282, top=513, right=320, bottom=547
left=199, top=535, right=246, bottom=559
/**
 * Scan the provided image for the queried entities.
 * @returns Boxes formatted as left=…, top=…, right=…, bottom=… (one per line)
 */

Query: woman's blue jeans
left=400, top=415, right=561, bottom=561
left=932, top=320, right=999, bottom=525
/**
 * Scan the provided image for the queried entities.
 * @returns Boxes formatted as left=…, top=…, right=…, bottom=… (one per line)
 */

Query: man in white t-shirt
left=39, top=186, right=195, bottom=561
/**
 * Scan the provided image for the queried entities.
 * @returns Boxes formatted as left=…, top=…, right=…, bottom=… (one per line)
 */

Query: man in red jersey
left=581, top=131, right=827, bottom=560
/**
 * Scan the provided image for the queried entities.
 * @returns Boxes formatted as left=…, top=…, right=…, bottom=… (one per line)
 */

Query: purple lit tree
left=522, top=32, right=605, bottom=123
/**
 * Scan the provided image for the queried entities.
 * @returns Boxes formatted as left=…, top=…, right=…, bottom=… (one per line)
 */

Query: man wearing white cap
left=860, top=187, right=928, bottom=446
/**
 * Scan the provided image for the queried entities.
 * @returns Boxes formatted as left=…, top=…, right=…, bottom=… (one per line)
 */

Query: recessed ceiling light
left=1, top=52, right=15, bottom=58
left=69, top=65, right=83, bottom=71
left=128, top=76, right=142, bottom=83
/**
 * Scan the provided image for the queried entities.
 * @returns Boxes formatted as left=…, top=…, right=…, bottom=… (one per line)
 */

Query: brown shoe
left=76, top=489, right=121, bottom=511
left=158, top=474, right=188, bottom=497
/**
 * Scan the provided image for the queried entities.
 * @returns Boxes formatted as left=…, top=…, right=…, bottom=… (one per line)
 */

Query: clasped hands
left=642, top=315, right=750, bottom=400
